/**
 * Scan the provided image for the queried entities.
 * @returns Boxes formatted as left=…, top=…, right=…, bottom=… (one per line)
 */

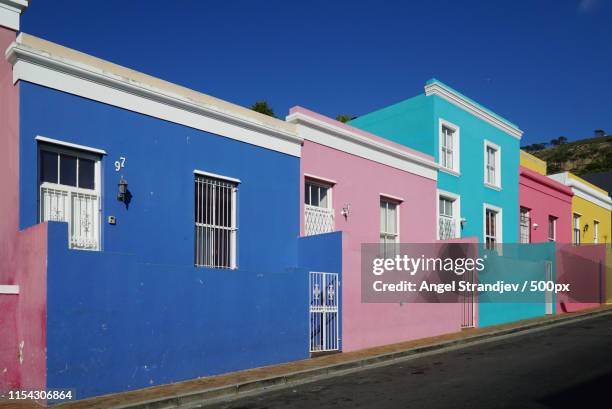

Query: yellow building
left=549, top=172, right=612, bottom=245
left=520, top=150, right=547, bottom=175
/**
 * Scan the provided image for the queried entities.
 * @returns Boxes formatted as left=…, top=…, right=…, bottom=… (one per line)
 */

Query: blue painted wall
left=19, top=83, right=342, bottom=398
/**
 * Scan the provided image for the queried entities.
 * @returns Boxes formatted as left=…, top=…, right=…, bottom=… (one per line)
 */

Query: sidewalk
left=3, top=305, right=612, bottom=409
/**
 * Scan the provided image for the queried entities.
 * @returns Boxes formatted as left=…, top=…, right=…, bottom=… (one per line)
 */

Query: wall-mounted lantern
left=117, top=176, right=129, bottom=202
left=460, top=217, right=467, bottom=228
left=533, top=223, right=539, bottom=230
left=341, top=203, right=351, bottom=218
left=583, top=224, right=589, bottom=232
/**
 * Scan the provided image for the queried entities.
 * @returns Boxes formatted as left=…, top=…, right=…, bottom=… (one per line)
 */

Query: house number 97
left=114, top=157, right=126, bottom=172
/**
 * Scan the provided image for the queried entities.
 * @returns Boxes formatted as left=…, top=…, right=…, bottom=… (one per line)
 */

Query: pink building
left=0, top=0, right=47, bottom=395
left=518, top=165, right=573, bottom=244
left=288, top=107, right=463, bottom=352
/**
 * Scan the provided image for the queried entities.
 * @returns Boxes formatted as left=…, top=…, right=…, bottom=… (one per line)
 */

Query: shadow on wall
left=556, top=243, right=608, bottom=313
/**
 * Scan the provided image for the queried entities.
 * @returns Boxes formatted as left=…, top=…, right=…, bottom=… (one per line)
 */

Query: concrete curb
left=110, top=308, right=612, bottom=409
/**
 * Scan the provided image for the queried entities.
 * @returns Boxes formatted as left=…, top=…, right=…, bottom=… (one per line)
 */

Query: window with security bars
left=438, top=196, right=457, bottom=240
left=194, top=175, right=237, bottom=269
left=39, top=145, right=100, bottom=250
left=304, top=179, right=334, bottom=236
left=519, top=207, right=530, bottom=243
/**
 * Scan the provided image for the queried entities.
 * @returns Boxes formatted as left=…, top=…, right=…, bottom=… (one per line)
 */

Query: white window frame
left=194, top=171, right=239, bottom=269
left=483, top=139, right=501, bottom=189
left=519, top=207, right=530, bottom=244
left=548, top=216, right=557, bottom=242
left=304, top=178, right=333, bottom=210
left=38, top=142, right=102, bottom=251
left=483, top=203, right=503, bottom=250
left=303, top=176, right=335, bottom=236
left=380, top=196, right=401, bottom=255
left=438, top=119, right=460, bottom=176
left=436, top=190, right=461, bottom=240
left=593, top=220, right=599, bottom=244
left=573, top=213, right=581, bottom=245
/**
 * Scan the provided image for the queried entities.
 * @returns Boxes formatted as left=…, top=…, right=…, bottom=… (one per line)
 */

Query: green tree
left=251, top=101, right=276, bottom=118
left=335, top=114, right=354, bottom=123
left=558, top=136, right=568, bottom=145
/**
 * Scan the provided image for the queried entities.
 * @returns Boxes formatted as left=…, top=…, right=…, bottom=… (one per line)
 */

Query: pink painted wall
left=519, top=166, right=573, bottom=243
left=0, top=26, right=47, bottom=394
left=556, top=243, right=605, bottom=313
left=298, top=108, right=462, bottom=352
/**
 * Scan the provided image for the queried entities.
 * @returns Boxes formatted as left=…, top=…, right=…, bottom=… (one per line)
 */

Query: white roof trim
left=36, top=135, right=107, bottom=155
left=287, top=111, right=438, bottom=181
left=380, top=193, right=405, bottom=203
left=6, top=35, right=303, bottom=157
left=549, top=172, right=612, bottom=211
left=0, top=284, right=19, bottom=294
left=304, top=173, right=337, bottom=185
left=424, top=82, right=523, bottom=139
left=0, top=1, right=27, bottom=31
left=194, top=169, right=241, bottom=184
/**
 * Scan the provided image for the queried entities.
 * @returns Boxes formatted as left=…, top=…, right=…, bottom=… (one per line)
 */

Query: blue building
left=349, top=79, right=530, bottom=327
left=3, top=33, right=341, bottom=398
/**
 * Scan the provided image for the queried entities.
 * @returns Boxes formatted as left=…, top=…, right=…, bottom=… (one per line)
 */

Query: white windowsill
left=484, top=182, right=501, bottom=191
left=439, top=167, right=461, bottom=177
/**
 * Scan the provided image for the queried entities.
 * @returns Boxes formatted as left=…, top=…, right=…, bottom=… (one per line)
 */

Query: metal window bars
left=304, top=204, right=335, bottom=236
left=40, top=186, right=100, bottom=250
left=519, top=210, right=530, bottom=244
left=439, top=215, right=456, bottom=240
left=195, top=175, right=237, bottom=268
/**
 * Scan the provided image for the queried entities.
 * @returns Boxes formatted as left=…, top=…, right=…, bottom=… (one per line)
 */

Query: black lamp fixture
left=117, top=176, right=128, bottom=202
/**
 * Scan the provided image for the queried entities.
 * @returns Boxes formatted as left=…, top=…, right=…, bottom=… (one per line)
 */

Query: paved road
left=204, top=314, right=612, bottom=409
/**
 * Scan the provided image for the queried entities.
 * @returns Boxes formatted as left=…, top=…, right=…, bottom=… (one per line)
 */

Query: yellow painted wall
left=571, top=196, right=612, bottom=244
left=520, top=150, right=547, bottom=175
left=607, top=245, right=612, bottom=304
left=566, top=173, right=611, bottom=245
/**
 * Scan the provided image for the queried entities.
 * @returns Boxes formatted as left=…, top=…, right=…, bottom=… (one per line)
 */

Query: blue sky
left=22, top=0, right=611, bottom=145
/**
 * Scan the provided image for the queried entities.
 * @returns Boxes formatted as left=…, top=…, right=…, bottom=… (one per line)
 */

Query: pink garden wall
left=0, top=26, right=47, bottom=394
left=519, top=166, right=573, bottom=243
left=297, top=108, right=462, bottom=352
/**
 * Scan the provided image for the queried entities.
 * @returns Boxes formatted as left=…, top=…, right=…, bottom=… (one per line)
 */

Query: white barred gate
left=309, top=272, right=339, bottom=353
left=461, top=269, right=476, bottom=328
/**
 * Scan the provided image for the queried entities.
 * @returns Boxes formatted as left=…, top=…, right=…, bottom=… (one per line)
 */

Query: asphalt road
left=203, top=314, right=612, bottom=409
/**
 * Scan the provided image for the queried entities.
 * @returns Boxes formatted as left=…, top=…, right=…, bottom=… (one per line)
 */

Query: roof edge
left=424, top=79, right=523, bottom=139
left=6, top=33, right=303, bottom=157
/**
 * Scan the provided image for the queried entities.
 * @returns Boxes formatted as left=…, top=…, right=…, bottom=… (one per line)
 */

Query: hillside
left=523, top=135, right=612, bottom=176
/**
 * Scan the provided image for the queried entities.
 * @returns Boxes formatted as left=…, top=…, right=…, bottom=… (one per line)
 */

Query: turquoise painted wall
left=349, top=94, right=435, bottom=157
left=350, top=79, right=526, bottom=327
left=349, top=80, right=520, bottom=244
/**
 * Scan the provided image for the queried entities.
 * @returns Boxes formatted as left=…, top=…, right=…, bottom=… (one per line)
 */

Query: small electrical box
left=108, top=216, right=116, bottom=225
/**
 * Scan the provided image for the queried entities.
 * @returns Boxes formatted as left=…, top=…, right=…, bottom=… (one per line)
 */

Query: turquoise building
left=350, top=79, right=527, bottom=327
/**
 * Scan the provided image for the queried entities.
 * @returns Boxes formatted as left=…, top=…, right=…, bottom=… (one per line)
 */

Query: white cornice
left=287, top=111, right=438, bottom=181
left=0, top=0, right=28, bottom=31
left=549, top=172, right=612, bottom=210
left=6, top=36, right=303, bottom=157
left=424, top=82, right=523, bottom=139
